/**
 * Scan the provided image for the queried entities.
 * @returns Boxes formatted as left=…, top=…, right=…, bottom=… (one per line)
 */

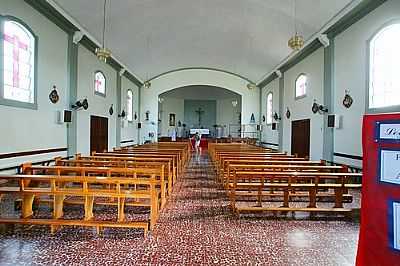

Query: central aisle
left=0, top=152, right=360, bottom=265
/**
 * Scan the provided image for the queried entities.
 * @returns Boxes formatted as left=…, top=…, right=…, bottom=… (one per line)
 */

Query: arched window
left=2, top=18, right=36, bottom=106
left=127, top=89, right=133, bottom=122
left=295, top=74, right=307, bottom=99
left=94, top=71, right=106, bottom=96
left=266, top=92, right=273, bottom=124
left=369, top=23, right=400, bottom=109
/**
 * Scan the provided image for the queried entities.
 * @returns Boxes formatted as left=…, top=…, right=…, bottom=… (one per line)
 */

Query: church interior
left=0, top=0, right=399, bottom=265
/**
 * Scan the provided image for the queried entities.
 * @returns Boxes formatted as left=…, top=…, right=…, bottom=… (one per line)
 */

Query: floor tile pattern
left=0, top=152, right=360, bottom=265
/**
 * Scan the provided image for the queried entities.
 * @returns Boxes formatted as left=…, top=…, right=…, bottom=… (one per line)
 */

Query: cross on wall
left=195, top=107, right=205, bottom=127
left=3, top=33, right=29, bottom=88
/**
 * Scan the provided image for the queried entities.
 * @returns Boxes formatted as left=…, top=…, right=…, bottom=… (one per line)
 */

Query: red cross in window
left=95, top=77, right=103, bottom=92
left=3, top=33, right=28, bottom=88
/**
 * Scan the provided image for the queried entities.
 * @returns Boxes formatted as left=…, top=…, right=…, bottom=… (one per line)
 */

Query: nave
left=0, top=151, right=359, bottom=265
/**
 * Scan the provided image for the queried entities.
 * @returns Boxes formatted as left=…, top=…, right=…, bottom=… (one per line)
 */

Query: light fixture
left=96, top=0, right=111, bottom=62
left=144, top=81, right=151, bottom=89
left=158, top=97, right=164, bottom=103
left=232, top=100, right=238, bottom=107
left=288, top=0, right=304, bottom=51
left=118, top=110, right=126, bottom=118
left=247, top=83, right=257, bottom=90
left=72, top=99, right=89, bottom=110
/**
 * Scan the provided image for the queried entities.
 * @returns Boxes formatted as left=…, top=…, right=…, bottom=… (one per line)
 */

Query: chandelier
left=96, top=0, right=111, bottom=62
left=288, top=33, right=304, bottom=51
left=144, top=81, right=151, bottom=89
left=288, top=0, right=304, bottom=51
left=247, top=83, right=257, bottom=90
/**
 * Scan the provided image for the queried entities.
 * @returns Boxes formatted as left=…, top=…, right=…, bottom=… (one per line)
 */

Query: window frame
left=366, top=20, right=400, bottom=114
left=0, top=15, right=38, bottom=110
left=266, top=92, right=273, bottom=125
left=294, top=73, right=307, bottom=100
left=127, top=89, right=133, bottom=122
left=94, top=70, right=106, bottom=97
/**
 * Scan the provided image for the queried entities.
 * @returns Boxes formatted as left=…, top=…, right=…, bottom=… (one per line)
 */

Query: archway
left=139, top=68, right=260, bottom=143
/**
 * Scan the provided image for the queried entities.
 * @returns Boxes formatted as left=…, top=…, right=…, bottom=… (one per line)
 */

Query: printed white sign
left=380, top=149, right=400, bottom=184
left=394, top=202, right=400, bottom=250
left=379, top=124, right=400, bottom=140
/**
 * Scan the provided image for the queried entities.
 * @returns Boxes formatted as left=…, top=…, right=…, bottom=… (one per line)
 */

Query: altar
left=189, top=128, right=210, bottom=135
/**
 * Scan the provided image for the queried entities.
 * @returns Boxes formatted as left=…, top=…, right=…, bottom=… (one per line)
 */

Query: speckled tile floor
left=0, top=152, right=360, bottom=266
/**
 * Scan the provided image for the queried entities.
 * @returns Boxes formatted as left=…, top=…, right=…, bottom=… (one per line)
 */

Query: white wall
left=159, top=97, right=185, bottom=137
left=0, top=0, right=69, bottom=168
left=76, top=46, right=117, bottom=155
left=120, top=76, right=139, bottom=146
left=333, top=0, right=400, bottom=167
left=260, top=78, right=280, bottom=148
left=216, top=98, right=241, bottom=137
left=282, top=48, right=325, bottom=160
left=140, top=69, right=260, bottom=143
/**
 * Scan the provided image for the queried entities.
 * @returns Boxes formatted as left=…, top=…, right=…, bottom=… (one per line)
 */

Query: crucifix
left=195, top=107, right=205, bottom=127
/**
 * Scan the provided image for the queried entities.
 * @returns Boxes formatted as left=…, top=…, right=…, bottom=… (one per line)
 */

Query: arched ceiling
left=53, top=0, right=354, bottom=82
left=160, top=85, right=241, bottom=100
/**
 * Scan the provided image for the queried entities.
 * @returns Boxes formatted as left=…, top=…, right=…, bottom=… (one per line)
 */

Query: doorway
left=291, top=119, right=310, bottom=159
left=90, top=115, right=108, bottom=154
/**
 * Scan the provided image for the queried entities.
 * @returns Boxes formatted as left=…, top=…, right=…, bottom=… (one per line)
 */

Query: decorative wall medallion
left=49, top=85, right=59, bottom=104
left=343, top=90, right=353, bottom=108
left=262, top=115, right=266, bottom=122
left=134, top=112, right=137, bottom=120
left=109, top=104, right=114, bottom=115
left=312, top=102, right=319, bottom=114
left=286, top=108, right=291, bottom=119
left=145, top=111, right=150, bottom=121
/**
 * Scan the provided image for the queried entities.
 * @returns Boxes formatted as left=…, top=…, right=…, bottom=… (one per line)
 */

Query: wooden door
left=291, top=119, right=310, bottom=159
left=90, top=115, right=108, bottom=154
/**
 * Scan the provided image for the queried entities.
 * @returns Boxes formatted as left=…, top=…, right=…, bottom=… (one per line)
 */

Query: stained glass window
left=295, top=74, right=307, bottom=99
left=3, top=20, right=35, bottom=103
left=94, top=71, right=106, bottom=96
left=266, top=92, right=273, bottom=124
left=127, top=89, right=133, bottom=122
left=369, top=23, right=400, bottom=109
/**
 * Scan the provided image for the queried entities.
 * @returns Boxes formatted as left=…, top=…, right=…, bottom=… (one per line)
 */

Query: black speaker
left=137, top=122, right=142, bottom=129
left=328, top=115, right=335, bottom=128
left=64, top=110, right=72, bottom=122
left=272, top=123, right=277, bottom=130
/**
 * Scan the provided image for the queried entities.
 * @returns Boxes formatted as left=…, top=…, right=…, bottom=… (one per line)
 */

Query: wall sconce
left=312, top=100, right=328, bottom=114
left=71, top=99, right=88, bottom=110
left=118, top=110, right=126, bottom=118
left=158, top=97, right=164, bottom=104
left=273, top=112, right=281, bottom=121
left=231, top=100, right=238, bottom=107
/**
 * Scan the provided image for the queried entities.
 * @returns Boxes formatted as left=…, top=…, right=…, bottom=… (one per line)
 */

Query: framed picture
left=393, top=201, right=400, bottom=250
left=378, top=148, right=400, bottom=185
left=169, top=113, right=176, bottom=126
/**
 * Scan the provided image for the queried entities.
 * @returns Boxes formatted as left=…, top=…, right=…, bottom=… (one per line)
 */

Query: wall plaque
left=379, top=148, right=400, bottom=184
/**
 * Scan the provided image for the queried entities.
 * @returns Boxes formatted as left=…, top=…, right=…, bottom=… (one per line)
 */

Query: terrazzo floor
left=0, top=151, right=360, bottom=266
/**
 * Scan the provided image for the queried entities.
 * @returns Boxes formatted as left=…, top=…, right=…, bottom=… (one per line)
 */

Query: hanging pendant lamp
left=96, top=0, right=111, bottom=62
left=288, top=0, right=304, bottom=51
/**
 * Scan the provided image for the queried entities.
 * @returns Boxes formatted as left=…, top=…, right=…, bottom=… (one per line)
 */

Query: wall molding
left=333, top=152, right=363, bottom=161
left=0, top=147, right=67, bottom=160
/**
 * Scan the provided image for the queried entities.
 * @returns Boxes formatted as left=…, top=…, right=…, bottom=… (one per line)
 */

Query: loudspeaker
left=64, top=110, right=72, bottom=123
left=137, top=122, right=142, bottom=129
left=328, top=115, right=335, bottom=128
left=272, top=123, right=277, bottom=130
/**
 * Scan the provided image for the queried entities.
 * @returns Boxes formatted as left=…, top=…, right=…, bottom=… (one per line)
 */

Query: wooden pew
left=0, top=173, right=160, bottom=235
left=229, top=171, right=362, bottom=216
left=21, top=163, right=168, bottom=208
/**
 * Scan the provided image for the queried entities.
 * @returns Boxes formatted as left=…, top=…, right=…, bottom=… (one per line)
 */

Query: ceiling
left=53, top=0, right=355, bottom=82
left=160, top=85, right=240, bottom=100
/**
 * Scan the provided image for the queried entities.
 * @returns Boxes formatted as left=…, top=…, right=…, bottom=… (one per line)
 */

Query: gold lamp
left=288, top=0, right=304, bottom=51
left=96, top=0, right=111, bottom=62
left=288, top=33, right=304, bottom=51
